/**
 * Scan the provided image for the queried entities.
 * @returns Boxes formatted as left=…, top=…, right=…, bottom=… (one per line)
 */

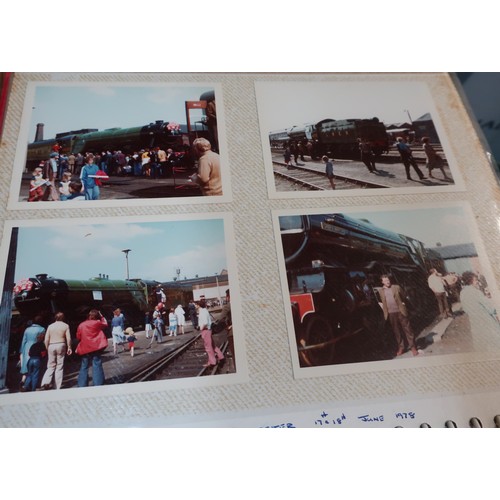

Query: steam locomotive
left=13, top=274, right=158, bottom=333
left=280, top=213, right=440, bottom=367
left=10, top=272, right=229, bottom=354
left=25, top=90, right=216, bottom=169
left=269, top=117, right=390, bottom=159
left=26, top=121, right=197, bottom=169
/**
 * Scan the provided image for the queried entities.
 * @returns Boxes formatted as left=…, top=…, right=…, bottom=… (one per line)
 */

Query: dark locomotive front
left=270, top=117, right=390, bottom=160
left=314, top=117, right=389, bottom=158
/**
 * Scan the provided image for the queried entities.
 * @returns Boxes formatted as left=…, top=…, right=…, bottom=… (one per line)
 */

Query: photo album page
left=1, top=73, right=499, bottom=427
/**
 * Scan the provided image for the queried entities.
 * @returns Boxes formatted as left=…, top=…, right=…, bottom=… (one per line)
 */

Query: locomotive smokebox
left=280, top=215, right=311, bottom=265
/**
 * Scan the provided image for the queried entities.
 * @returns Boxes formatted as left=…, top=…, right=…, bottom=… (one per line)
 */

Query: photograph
left=255, top=80, right=464, bottom=198
left=9, top=82, right=230, bottom=209
left=0, top=72, right=12, bottom=140
left=0, top=214, right=244, bottom=398
left=274, top=203, right=500, bottom=377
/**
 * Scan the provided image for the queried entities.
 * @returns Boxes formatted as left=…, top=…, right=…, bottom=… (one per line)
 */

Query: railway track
left=125, top=332, right=229, bottom=382
left=273, top=161, right=387, bottom=190
left=54, top=331, right=230, bottom=390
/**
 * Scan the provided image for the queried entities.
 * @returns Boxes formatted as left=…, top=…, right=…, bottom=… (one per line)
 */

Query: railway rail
left=46, top=331, right=230, bottom=391
left=273, top=161, right=387, bottom=190
left=125, top=332, right=229, bottom=382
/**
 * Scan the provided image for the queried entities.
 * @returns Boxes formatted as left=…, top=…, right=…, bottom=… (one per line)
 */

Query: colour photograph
left=256, top=80, right=463, bottom=198
left=0, top=214, right=244, bottom=399
left=274, top=203, right=500, bottom=377
left=9, top=82, right=229, bottom=209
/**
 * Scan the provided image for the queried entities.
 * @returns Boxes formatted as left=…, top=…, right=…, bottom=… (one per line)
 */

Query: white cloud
left=47, top=223, right=162, bottom=258
left=138, top=241, right=227, bottom=281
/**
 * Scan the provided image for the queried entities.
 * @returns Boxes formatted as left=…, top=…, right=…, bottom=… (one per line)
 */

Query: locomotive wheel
left=360, top=306, right=391, bottom=359
left=361, top=305, right=385, bottom=336
left=298, top=315, right=335, bottom=367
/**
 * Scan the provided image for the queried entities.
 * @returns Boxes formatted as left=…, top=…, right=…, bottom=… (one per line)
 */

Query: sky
left=28, top=84, right=213, bottom=141
left=256, top=81, right=437, bottom=132
left=13, top=218, right=228, bottom=283
left=342, top=206, right=473, bottom=248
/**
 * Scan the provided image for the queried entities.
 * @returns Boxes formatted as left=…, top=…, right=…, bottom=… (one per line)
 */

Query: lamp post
left=215, top=272, right=222, bottom=306
left=122, top=249, right=131, bottom=280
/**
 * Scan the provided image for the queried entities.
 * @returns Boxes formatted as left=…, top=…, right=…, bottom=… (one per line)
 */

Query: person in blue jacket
left=80, top=153, right=100, bottom=200
left=322, top=155, right=336, bottom=189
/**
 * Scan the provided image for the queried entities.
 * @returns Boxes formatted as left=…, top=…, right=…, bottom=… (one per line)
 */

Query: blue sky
left=342, top=206, right=473, bottom=248
left=256, top=81, right=437, bottom=132
left=28, top=84, right=213, bottom=141
left=14, top=218, right=228, bottom=283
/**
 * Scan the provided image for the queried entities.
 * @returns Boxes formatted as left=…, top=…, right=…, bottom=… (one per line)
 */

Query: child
left=65, top=180, right=86, bottom=201
left=322, top=155, right=336, bottom=190
left=23, top=333, right=47, bottom=391
left=125, top=327, right=137, bottom=357
left=58, top=171, right=73, bottom=200
left=28, top=166, right=49, bottom=202
left=168, top=308, right=177, bottom=337
left=144, top=311, right=152, bottom=339
left=152, top=307, right=164, bottom=344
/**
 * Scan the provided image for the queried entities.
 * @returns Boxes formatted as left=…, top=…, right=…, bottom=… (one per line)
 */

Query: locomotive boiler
left=13, top=274, right=157, bottom=333
left=26, top=121, right=192, bottom=168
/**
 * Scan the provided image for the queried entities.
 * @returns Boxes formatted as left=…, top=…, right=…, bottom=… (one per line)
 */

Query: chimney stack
left=34, top=123, right=44, bottom=142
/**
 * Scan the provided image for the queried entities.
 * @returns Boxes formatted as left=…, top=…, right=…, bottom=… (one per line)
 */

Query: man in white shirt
left=427, top=268, right=451, bottom=319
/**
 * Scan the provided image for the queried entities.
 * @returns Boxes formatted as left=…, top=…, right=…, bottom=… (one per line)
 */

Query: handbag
left=94, top=170, right=109, bottom=186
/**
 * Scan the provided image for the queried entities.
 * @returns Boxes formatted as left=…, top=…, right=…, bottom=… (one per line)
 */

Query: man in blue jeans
left=77, top=352, right=105, bottom=387
left=396, top=137, right=426, bottom=181
left=23, top=333, right=47, bottom=391
left=75, top=310, right=108, bottom=387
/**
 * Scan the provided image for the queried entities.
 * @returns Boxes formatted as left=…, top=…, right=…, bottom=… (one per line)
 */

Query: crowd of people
left=378, top=269, right=498, bottom=358
left=147, top=289, right=231, bottom=368
left=16, top=289, right=232, bottom=391
left=18, top=310, right=108, bottom=391
left=145, top=302, right=186, bottom=344
left=281, top=136, right=449, bottom=182
left=27, top=136, right=222, bottom=202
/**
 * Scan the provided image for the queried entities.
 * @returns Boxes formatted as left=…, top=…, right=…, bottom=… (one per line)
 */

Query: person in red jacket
left=76, top=309, right=108, bottom=387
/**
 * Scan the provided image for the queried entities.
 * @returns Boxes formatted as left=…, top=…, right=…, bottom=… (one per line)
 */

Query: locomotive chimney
left=34, top=123, right=44, bottom=142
